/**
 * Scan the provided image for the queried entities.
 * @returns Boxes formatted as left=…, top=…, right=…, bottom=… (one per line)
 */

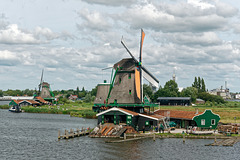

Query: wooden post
left=58, top=130, right=61, bottom=139
left=153, top=134, right=156, bottom=141
left=77, top=128, right=80, bottom=136
left=214, top=131, right=217, bottom=143
left=124, top=133, right=126, bottom=140
left=66, top=130, right=69, bottom=139
left=183, top=133, right=185, bottom=143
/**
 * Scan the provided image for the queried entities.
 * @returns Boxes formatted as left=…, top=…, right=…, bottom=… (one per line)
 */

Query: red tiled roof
left=13, top=100, right=23, bottom=104
left=36, top=97, right=48, bottom=103
left=118, top=108, right=139, bottom=116
left=25, top=100, right=40, bottom=105
left=140, top=113, right=165, bottom=120
left=154, top=110, right=203, bottom=120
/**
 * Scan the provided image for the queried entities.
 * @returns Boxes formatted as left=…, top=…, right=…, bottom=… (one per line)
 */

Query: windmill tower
left=105, top=29, right=159, bottom=104
left=38, top=69, right=54, bottom=99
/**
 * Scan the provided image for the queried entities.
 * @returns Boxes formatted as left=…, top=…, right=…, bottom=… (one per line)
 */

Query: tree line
left=144, top=77, right=224, bottom=104
left=1, top=77, right=224, bottom=104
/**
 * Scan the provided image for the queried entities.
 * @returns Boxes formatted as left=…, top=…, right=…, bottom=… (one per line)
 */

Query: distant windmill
left=38, top=69, right=54, bottom=99
left=38, top=69, right=44, bottom=96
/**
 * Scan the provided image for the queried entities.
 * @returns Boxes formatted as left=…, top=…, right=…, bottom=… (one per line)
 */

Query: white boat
left=9, top=105, right=22, bottom=113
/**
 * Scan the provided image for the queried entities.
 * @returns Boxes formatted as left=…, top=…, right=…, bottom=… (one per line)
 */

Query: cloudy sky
left=0, top=0, right=240, bottom=92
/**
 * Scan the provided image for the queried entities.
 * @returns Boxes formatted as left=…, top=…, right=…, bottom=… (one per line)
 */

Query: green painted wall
left=193, top=110, right=220, bottom=129
left=9, top=100, right=17, bottom=106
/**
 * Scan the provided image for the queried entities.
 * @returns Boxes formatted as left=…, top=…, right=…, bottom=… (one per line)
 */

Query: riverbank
left=0, top=102, right=96, bottom=119
left=1, top=101, right=240, bottom=122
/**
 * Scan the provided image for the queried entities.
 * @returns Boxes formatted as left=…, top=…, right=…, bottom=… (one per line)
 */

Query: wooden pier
left=58, top=128, right=91, bottom=140
left=205, top=137, right=240, bottom=147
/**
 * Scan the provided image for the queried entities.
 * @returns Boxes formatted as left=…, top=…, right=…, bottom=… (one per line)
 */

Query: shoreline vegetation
left=0, top=101, right=97, bottom=119
left=1, top=101, right=240, bottom=123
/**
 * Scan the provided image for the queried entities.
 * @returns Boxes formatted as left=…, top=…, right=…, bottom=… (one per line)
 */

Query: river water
left=0, top=109, right=239, bottom=160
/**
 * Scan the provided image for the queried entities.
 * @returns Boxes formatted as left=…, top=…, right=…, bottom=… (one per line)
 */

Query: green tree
left=164, top=80, right=179, bottom=96
left=84, top=93, right=92, bottom=103
left=76, top=86, right=80, bottom=97
left=180, top=87, right=198, bottom=102
left=153, top=80, right=179, bottom=102
left=197, top=77, right=201, bottom=90
left=192, top=77, right=198, bottom=88
left=192, top=77, right=206, bottom=93
left=143, top=84, right=153, bottom=100
left=201, top=78, right=206, bottom=92
left=90, top=86, right=98, bottom=97
left=0, top=90, right=3, bottom=97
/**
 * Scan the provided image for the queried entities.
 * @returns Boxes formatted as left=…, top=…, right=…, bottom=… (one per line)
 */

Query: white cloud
left=0, top=50, right=20, bottom=66
left=0, top=24, right=40, bottom=44
left=77, top=8, right=110, bottom=31
left=34, top=26, right=58, bottom=40
left=82, top=0, right=135, bottom=6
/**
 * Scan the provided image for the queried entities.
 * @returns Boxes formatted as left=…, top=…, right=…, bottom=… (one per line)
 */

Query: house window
left=211, top=119, right=215, bottom=125
left=129, top=90, right=131, bottom=95
left=201, top=119, right=205, bottom=125
left=128, top=73, right=131, bottom=79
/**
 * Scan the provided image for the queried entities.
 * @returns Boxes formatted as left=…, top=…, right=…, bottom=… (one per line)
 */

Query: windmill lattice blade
left=121, top=37, right=138, bottom=63
left=139, top=29, right=145, bottom=63
left=142, top=66, right=159, bottom=88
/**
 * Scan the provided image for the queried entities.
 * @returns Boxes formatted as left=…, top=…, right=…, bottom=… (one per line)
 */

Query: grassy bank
left=0, top=101, right=96, bottom=119
left=1, top=101, right=240, bottom=122
left=22, top=101, right=96, bottom=118
left=0, top=104, right=9, bottom=109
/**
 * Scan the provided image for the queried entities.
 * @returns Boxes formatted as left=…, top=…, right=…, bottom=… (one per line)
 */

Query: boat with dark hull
left=9, top=105, right=21, bottom=113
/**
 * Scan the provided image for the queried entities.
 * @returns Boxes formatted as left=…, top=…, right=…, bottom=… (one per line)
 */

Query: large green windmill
left=93, top=29, right=159, bottom=112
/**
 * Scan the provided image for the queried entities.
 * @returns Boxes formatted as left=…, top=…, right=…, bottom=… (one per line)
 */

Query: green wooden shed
left=192, top=110, right=220, bottom=129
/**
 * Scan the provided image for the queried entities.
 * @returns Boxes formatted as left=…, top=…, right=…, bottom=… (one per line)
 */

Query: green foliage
left=153, top=80, right=179, bottom=102
left=180, top=87, right=198, bottom=102
left=192, top=76, right=206, bottom=93
left=198, top=92, right=225, bottom=104
left=143, top=84, right=153, bottom=100
left=0, top=105, right=9, bottom=109
left=84, top=93, right=95, bottom=103
left=0, top=90, right=3, bottom=97
left=90, top=86, right=97, bottom=97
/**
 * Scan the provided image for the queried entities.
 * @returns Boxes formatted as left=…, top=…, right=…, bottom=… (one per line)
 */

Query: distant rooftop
left=157, top=97, right=191, bottom=100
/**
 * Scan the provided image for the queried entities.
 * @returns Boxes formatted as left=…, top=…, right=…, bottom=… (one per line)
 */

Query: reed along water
left=0, top=109, right=239, bottom=160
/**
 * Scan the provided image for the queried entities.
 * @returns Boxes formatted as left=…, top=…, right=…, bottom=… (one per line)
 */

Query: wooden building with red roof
left=154, top=109, right=220, bottom=129
left=96, top=107, right=166, bottom=131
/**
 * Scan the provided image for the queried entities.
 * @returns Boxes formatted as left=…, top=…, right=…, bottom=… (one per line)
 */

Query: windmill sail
left=139, top=29, right=145, bottom=63
left=38, top=69, right=44, bottom=94
left=121, top=30, right=159, bottom=100
left=142, top=67, right=159, bottom=88
left=121, top=38, right=138, bottom=63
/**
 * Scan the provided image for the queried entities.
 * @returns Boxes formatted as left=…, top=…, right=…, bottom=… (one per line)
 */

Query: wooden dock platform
left=205, top=137, right=240, bottom=147
left=58, top=128, right=91, bottom=140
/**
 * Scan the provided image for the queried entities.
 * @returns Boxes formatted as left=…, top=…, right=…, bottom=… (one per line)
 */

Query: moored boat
left=9, top=105, right=22, bottom=113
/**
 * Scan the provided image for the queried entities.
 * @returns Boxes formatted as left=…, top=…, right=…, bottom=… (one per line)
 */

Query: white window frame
left=211, top=119, right=215, bottom=125
left=201, top=119, right=205, bottom=125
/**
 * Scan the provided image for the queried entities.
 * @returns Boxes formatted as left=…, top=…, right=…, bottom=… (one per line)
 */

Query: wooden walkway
left=205, top=137, right=240, bottom=147
left=58, top=128, right=91, bottom=140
